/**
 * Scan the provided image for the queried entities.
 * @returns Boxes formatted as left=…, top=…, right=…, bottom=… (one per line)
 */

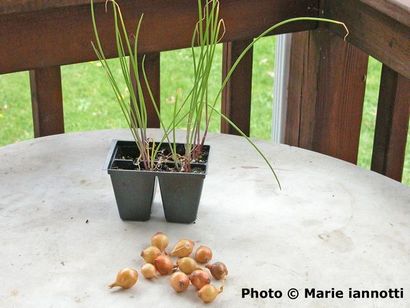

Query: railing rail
left=0, top=0, right=409, bottom=182
left=0, top=0, right=317, bottom=73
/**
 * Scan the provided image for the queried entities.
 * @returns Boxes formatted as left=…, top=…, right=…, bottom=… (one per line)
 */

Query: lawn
left=0, top=37, right=408, bottom=184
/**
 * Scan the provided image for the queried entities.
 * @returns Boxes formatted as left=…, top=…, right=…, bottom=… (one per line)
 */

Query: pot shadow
left=149, top=200, right=167, bottom=223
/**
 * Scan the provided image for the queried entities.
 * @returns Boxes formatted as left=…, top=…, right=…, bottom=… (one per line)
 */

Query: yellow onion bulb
left=154, top=255, right=174, bottom=275
left=141, top=263, right=157, bottom=279
left=141, top=246, right=161, bottom=264
left=198, top=284, right=223, bottom=303
left=109, top=268, right=138, bottom=289
left=177, top=257, right=199, bottom=275
left=170, top=239, right=194, bottom=257
left=151, top=232, right=169, bottom=252
left=189, top=269, right=211, bottom=290
left=194, top=245, right=213, bottom=264
left=170, top=272, right=190, bottom=293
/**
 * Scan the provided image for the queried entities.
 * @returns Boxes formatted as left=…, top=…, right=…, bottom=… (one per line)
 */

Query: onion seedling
left=91, top=0, right=348, bottom=190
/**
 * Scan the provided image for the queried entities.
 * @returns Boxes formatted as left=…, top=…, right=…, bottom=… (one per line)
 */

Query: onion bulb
left=189, top=269, right=211, bottom=290
left=170, top=239, right=194, bottom=257
left=177, top=257, right=199, bottom=275
left=141, top=246, right=161, bottom=264
left=151, top=232, right=169, bottom=252
left=194, top=245, right=213, bottom=264
left=109, top=268, right=138, bottom=289
left=154, top=255, right=174, bottom=275
left=141, top=263, right=157, bottom=279
left=198, top=284, right=223, bottom=303
left=170, top=272, right=190, bottom=293
left=206, top=262, right=228, bottom=280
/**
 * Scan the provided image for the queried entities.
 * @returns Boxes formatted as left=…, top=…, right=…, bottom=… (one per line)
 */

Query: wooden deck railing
left=0, top=0, right=409, bottom=182
left=285, top=0, right=410, bottom=182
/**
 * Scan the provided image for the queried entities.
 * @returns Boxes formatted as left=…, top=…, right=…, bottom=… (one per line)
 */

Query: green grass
left=0, top=38, right=408, bottom=184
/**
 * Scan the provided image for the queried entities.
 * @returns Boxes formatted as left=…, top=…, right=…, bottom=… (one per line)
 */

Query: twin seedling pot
left=105, top=140, right=209, bottom=224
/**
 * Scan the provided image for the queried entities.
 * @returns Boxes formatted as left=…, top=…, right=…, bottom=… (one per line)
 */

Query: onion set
left=109, top=268, right=138, bottom=289
left=206, top=262, right=228, bottom=280
left=177, top=257, right=199, bottom=275
left=189, top=269, right=211, bottom=290
left=141, top=246, right=162, bottom=264
left=154, top=255, right=174, bottom=275
left=198, top=284, right=223, bottom=303
left=151, top=232, right=169, bottom=252
left=141, top=263, right=157, bottom=279
left=107, top=230, right=229, bottom=303
left=170, top=272, right=190, bottom=293
left=170, top=239, right=195, bottom=257
left=195, top=246, right=212, bottom=264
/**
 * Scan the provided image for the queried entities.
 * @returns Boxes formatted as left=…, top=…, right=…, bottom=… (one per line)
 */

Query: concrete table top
left=0, top=129, right=409, bottom=307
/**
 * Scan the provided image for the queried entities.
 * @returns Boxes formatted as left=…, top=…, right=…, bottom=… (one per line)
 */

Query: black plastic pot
left=105, top=140, right=209, bottom=223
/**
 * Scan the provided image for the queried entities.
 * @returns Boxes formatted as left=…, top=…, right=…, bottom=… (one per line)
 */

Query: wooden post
left=371, top=65, right=410, bottom=181
left=130, top=53, right=161, bottom=128
left=30, top=66, right=64, bottom=137
left=221, top=39, right=253, bottom=136
left=285, top=29, right=369, bottom=164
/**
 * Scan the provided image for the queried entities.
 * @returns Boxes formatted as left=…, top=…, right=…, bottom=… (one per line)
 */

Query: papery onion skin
left=170, top=239, right=194, bottom=257
left=198, top=284, right=223, bottom=303
left=194, top=246, right=213, bottom=264
left=206, top=262, right=228, bottom=280
left=141, top=263, right=157, bottom=279
left=154, top=255, right=174, bottom=275
left=170, top=272, right=190, bottom=293
left=177, top=257, right=199, bottom=275
left=141, top=246, right=162, bottom=264
left=151, top=232, right=169, bottom=252
left=109, top=268, right=138, bottom=289
left=189, top=269, right=211, bottom=290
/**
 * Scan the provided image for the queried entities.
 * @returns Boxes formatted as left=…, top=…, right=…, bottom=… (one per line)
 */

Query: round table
left=0, top=129, right=409, bottom=307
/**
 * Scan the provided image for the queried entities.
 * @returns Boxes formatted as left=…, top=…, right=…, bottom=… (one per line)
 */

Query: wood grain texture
left=30, top=66, right=64, bottom=137
left=130, top=53, right=161, bottom=128
left=361, top=0, right=410, bottom=27
left=0, top=0, right=318, bottom=73
left=371, top=65, right=410, bottom=181
left=0, top=0, right=106, bottom=15
left=285, top=32, right=315, bottom=147
left=221, top=40, right=253, bottom=136
left=285, top=29, right=369, bottom=164
left=2, top=0, right=408, bottom=26
left=324, top=0, right=410, bottom=79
